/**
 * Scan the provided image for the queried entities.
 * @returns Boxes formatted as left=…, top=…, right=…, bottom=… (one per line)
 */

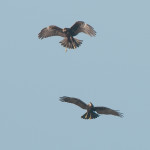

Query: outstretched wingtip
left=38, top=28, right=46, bottom=39
left=116, top=110, right=124, bottom=118
left=119, top=112, right=124, bottom=118
left=59, top=96, right=67, bottom=102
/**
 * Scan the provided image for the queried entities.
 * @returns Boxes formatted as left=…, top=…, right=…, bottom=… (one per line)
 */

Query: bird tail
left=81, top=112, right=99, bottom=120
left=60, top=37, right=83, bottom=49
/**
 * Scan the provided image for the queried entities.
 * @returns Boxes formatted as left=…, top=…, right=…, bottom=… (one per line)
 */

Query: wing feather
left=70, top=21, right=96, bottom=36
left=38, top=25, right=66, bottom=39
left=60, top=96, right=87, bottom=109
left=95, top=107, right=123, bottom=117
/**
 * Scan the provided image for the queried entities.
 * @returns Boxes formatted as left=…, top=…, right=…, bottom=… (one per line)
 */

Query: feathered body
left=59, top=28, right=83, bottom=49
left=81, top=103, right=99, bottom=119
left=38, top=21, right=96, bottom=51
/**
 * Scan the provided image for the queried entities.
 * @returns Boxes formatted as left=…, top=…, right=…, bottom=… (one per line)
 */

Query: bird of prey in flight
left=60, top=96, right=123, bottom=119
left=38, top=21, right=96, bottom=52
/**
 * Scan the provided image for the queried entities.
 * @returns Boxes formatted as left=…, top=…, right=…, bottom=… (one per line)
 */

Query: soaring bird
left=38, top=21, right=96, bottom=52
left=60, top=96, right=123, bottom=119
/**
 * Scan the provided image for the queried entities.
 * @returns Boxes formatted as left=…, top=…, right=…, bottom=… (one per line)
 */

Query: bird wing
left=38, top=25, right=66, bottom=39
left=60, top=96, right=87, bottom=109
left=94, top=107, right=123, bottom=117
left=70, top=21, right=96, bottom=36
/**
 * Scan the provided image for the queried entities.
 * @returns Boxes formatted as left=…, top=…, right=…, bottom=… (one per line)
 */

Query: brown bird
left=38, top=21, right=96, bottom=52
left=60, top=96, right=123, bottom=119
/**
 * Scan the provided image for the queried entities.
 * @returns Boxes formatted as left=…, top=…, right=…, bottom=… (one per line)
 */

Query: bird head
left=63, top=28, right=67, bottom=32
left=88, top=102, right=94, bottom=108
left=63, top=28, right=69, bottom=33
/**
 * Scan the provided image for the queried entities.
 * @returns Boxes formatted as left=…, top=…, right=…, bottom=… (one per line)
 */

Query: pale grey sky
left=0, top=0, right=150, bottom=150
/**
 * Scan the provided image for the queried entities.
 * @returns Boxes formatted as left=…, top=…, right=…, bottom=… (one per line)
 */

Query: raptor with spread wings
left=60, top=96, right=123, bottom=119
left=38, top=21, right=96, bottom=52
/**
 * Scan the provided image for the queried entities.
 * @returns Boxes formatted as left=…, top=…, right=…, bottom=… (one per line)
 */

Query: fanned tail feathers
left=81, top=112, right=99, bottom=120
left=60, top=37, right=83, bottom=49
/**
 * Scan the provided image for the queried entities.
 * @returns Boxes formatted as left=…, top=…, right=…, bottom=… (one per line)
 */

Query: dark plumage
left=60, top=96, right=123, bottom=119
left=38, top=21, right=96, bottom=52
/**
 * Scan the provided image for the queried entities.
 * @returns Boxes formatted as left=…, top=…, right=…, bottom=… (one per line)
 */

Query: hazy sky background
left=0, top=0, right=150, bottom=150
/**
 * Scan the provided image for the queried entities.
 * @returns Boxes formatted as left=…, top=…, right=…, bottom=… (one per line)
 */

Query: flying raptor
left=60, top=96, right=123, bottom=119
left=38, top=21, right=96, bottom=52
